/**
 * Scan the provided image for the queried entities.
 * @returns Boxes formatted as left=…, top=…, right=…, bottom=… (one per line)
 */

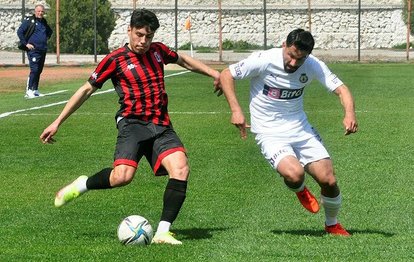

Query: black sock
left=86, top=168, right=113, bottom=190
left=160, top=179, right=187, bottom=223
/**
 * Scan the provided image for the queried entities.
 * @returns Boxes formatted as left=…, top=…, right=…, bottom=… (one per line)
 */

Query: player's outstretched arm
left=40, top=82, right=98, bottom=144
left=176, top=53, right=220, bottom=91
left=219, top=68, right=248, bottom=140
left=334, top=84, right=358, bottom=135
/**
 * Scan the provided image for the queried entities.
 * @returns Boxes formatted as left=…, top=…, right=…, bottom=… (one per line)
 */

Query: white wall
left=0, top=0, right=409, bottom=51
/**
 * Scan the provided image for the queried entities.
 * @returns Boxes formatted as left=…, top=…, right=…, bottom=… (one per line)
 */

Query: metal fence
left=2, top=0, right=412, bottom=64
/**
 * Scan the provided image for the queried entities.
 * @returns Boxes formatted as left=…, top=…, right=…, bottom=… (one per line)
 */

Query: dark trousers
left=27, top=50, right=47, bottom=91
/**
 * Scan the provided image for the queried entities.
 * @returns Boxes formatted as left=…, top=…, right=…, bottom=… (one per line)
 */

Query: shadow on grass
left=271, top=229, right=325, bottom=237
left=174, top=227, right=229, bottom=240
left=271, top=229, right=395, bottom=237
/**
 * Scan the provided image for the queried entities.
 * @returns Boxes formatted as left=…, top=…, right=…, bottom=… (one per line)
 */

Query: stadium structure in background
left=0, top=0, right=412, bottom=62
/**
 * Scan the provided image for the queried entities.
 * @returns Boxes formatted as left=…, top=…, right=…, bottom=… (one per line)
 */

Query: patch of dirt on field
left=0, top=66, right=95, bottom=93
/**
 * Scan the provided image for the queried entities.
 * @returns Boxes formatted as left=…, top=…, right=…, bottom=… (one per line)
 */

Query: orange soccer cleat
left=295, top=187, right=320, bottom=213
left=325, top=223, right=351, bottom=236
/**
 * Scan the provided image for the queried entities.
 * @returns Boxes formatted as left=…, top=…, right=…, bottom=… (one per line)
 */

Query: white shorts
left=255, top=128, right=330, bottom=170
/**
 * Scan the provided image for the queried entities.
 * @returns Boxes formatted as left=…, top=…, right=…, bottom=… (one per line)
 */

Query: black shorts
left=113, top=118, right=185, bottom=176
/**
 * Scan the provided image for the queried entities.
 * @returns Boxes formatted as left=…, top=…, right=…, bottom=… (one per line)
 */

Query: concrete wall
left=0, top=0, right=409, bottom=51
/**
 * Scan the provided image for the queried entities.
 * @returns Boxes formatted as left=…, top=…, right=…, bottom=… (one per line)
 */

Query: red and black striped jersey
left=88, top=42, right=179, bottom=126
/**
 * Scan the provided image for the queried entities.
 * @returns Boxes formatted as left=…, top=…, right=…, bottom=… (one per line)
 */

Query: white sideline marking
left=42, top=90, right=68, bottom=96
left=12, top=111, right=227, bottom=117
left=0, top=71, right=191, bottom=119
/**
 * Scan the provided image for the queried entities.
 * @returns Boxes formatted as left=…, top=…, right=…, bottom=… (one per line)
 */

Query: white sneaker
left=24, top=89, right=36, bottom=99
left=34, top=90, right=44, bottom=97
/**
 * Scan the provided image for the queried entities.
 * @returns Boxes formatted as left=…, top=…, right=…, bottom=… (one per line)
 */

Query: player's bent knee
left=284, top=173, right=304, bottom=184
left=112, top=166, right=136, bottom=187
left=319, top=174, right=337, bottom=188
left=278, top=168, right=305, bottom=184
left=169, top=164, right=189, bottom=181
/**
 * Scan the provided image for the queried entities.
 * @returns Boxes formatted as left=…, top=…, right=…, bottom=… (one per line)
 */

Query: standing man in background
left=17, top=4, right=53, bottom=99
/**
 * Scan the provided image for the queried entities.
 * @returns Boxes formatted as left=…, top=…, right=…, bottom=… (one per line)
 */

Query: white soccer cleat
left=54, top=175, right=88, bottom=207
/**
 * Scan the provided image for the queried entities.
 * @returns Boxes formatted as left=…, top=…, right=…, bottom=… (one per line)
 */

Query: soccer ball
left=117, top=215, right=153, bottom=245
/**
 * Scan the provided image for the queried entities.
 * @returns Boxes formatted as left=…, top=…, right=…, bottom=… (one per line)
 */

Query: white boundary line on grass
left=41, top=90, right=68, bottom=96
left=0, top=71, right=190, bottom=119
left=12, top=111, right=227, bottom=117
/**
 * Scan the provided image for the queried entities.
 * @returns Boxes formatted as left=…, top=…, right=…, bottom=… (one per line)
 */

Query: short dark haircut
left=130, top=9, right=160, bottom=32
left=286, top=29, right=315, bottom=53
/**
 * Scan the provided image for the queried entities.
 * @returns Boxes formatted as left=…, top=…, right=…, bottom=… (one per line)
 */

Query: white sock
left=321, top=194, right=342, bottom=226
left=156, top=221, right=171, bottom=235
left=288, top=181, right=305, bottom=193
left=75, top=176, right=88, bottom=193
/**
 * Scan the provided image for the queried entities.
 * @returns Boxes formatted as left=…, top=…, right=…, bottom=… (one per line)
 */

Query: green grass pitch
left=0, top=63, right=413, bottom=261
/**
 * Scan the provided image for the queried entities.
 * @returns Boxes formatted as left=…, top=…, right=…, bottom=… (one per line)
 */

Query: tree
left=46, top=0, right=116, bottom=54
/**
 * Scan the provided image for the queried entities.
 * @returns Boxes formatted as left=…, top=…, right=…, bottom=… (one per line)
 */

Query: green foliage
left=392, top=42, right=413, bottom=49
left=180, top=40, right=262, bottom=52
left=402, top=0, right=414, bottom=34
left=222, top=39, right=262, bottom=51
left=196, top=46, right=217, bottom=53
left=45, top=0, right=116, bottom=54
left=178, top=42, right=192, bottom=50
left=179, top=42, right=217, bottom=53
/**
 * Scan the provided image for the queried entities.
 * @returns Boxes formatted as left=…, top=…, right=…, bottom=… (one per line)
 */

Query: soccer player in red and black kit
left=40, top=9, right=220, bottom=245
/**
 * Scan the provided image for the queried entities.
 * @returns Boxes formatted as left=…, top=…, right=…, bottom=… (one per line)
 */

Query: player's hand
left=231, top=112, right=249, bottom=140
left=40, top=123, right=58, bottom=144
left=26, top=43, right=35, bottom=50
left=212, top=71, right=223, bottom=96
left=214, top=86, right=223, bottom=96
left=343, top=117, right=358, bottom=135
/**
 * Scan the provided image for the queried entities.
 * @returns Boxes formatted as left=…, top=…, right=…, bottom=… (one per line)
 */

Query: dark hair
left=130, top=9, right=160, bottom=32
left=286, top=29, right=314, bottom=53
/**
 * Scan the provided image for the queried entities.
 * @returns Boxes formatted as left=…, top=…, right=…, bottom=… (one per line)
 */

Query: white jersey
left=229, top=48, right=343, bottom=138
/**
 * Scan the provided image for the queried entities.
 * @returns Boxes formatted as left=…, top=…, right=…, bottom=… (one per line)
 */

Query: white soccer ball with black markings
left=117, top=215, right=153, bottom=245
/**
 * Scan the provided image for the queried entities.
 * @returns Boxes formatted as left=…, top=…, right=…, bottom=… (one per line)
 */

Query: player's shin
left=86, top=167, right=113, bottom=189
left=157, top=178, right=187, bottom=233
left=321, top=193, right=342, bottom=226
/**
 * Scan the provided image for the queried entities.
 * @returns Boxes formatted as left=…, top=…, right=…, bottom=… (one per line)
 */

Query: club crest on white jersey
left=299, top=73, right=309, bottom=83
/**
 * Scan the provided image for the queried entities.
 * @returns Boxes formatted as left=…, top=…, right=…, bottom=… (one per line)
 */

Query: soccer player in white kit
left=218, top=29, right=358, bottom=236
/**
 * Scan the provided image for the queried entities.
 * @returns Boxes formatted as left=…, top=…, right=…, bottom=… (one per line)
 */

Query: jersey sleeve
left=88, top=54, right=117, bottom=89
left=310, top=57, right=343, bottom=92
left=229, top=51, right=268, bottom=80
left=155, top=42, right=178, bottom=64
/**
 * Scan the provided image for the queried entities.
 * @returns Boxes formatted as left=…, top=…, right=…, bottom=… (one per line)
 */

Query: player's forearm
left=335, top=85, right=356, bottom=117
left=177, top=53, right=219, bottom=79
left=55, top=82, right=95, bottom=126
left=342, top=94, right=356, bottom=119
left=220, top=69, right=243, bottom=113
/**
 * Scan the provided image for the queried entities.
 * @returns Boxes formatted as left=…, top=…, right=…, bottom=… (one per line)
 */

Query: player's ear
left=282, top=41, right=286, bottom=48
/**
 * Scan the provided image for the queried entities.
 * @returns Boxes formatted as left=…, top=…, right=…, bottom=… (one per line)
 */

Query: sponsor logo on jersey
left=154, top=51, right=162, bottom=62
left=263, top=85, right=304, bottom=100
left=127, top=63, right=136, bottom=70
left=299, top=73, right=308, bottom=83
left=91, top=72, right=98, bottom=80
